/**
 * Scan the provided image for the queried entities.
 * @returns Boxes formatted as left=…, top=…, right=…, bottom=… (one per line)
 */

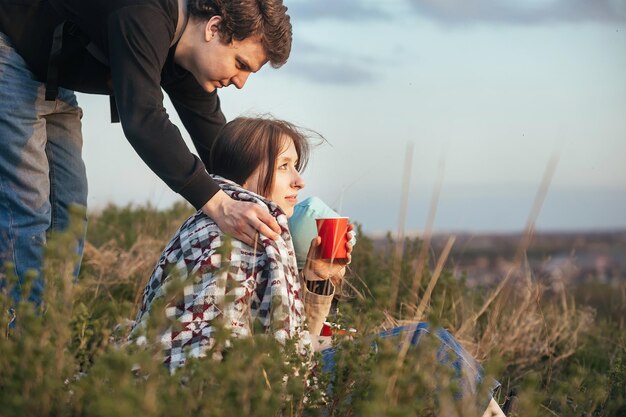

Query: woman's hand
left=303, top=224, right=355, bottom=287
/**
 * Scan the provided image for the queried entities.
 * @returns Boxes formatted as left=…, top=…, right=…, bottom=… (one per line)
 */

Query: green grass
left=1, top=204, right=624, bottom=416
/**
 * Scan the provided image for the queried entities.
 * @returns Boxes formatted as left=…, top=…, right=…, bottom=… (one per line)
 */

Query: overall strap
left=172, top=0, right=189, bottom=47
left=110, top=0, right=187, bottom=122
left=107, top=0, right=187, bottom=123
left=109, top=0, right=187, bottom=122
left=45, top=21, right=90, bottom=101
left=46, top=0, right=189, bottom=122
left=45, top=22, right=66, bottom=101
left=110, top=0, right=187, bottom=123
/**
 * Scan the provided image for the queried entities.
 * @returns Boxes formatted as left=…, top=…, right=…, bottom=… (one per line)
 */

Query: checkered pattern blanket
left=132, top=176, right=311, bottom=372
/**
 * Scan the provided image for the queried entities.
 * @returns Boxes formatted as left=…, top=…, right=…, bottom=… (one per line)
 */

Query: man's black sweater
left=0, top=0, right=225, bottom=209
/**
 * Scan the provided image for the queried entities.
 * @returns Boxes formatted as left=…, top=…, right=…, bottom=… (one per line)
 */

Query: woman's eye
left=278, top=163, right=288, bottom=170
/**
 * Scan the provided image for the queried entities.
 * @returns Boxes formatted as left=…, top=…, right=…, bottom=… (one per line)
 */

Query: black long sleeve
left=106, top=5, right=221, bottom=208
left=0, top=0, right=226, bottom=209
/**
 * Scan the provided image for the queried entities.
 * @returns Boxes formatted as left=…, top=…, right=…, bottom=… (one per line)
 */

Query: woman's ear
left=204, top=15, right=222, bottom=42
left=242, top=170, right=261, bottom=195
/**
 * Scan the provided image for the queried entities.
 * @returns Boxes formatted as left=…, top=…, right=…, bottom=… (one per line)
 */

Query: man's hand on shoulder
left=202, top=190, right=281, bottom=247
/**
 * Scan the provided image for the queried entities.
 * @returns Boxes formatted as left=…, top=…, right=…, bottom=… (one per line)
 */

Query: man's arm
left=164, top=69, right=280, bottom=242
left=162, top=70, right=225, bottom=167
left=107, top=6, right=217, bottom=208
left=107, top=7, right=279, bottom=243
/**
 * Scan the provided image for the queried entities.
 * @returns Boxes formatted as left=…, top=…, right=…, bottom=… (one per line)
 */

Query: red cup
left=321, top=322, right=332, bottom=336
left=321, top=322, right=358, bottom=336
left=315, top=217, right=349, bottom=260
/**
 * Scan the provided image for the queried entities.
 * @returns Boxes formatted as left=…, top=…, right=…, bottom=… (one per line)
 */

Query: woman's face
left=244, top=137, right=305, bottom=217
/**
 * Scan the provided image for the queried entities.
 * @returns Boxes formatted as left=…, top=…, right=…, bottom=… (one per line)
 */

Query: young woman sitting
left=131, top=116, right=505, bottom=416
left=132, top=117, right=351, bottom=372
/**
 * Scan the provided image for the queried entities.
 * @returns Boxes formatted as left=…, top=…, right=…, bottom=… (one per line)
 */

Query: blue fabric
left=320, top=323, right=500, bottom=406
left=288, top=196, right=342, bottom=270
left=0, top=31, right=87, bottom=304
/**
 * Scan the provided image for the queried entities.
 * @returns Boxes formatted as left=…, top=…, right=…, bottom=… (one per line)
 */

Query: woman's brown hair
left=210, top=116, right=311, bottom=197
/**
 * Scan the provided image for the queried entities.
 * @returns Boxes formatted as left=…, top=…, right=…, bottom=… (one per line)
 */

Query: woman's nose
left=293, top=171, right=305, bottom=189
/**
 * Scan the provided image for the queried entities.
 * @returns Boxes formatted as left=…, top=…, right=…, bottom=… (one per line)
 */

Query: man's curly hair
left=187, top=0, right=292, bottom=68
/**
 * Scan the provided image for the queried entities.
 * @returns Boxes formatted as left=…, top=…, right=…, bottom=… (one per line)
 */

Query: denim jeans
left=0, top=31, right=88, bottom=304
left=320, top=323, right=500, bottom=407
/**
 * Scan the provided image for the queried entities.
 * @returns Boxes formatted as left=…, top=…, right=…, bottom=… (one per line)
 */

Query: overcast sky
left=79, top=0, right=626, bottom=234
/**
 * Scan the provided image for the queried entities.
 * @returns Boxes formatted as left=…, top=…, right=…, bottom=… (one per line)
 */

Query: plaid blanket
left=132, top=176, right=310, bottom=372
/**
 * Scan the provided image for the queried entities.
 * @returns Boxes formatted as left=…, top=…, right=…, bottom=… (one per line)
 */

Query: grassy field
left=1, top=203, right=624, bottom=416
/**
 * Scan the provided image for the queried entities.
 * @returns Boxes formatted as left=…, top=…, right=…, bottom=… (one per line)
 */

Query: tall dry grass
left=342, top=151, right=610, bottom=415
left=2, top=159, right=623, bottom=416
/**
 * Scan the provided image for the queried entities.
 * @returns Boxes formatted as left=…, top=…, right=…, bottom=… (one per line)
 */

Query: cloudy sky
left=79, top=0, right=626, bottom=234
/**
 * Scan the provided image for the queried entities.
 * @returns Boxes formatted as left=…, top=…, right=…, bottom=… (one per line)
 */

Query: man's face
left=183, top=18, right=268, bottom=93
